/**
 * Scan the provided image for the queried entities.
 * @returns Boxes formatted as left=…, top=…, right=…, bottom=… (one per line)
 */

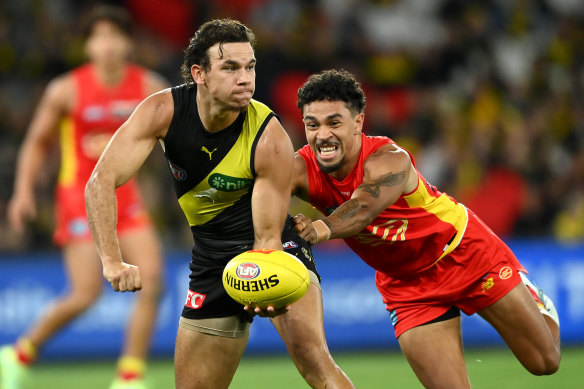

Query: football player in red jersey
left=1, top=6, right=167, bottom=389
left=292, top=69, right=560, bottom=389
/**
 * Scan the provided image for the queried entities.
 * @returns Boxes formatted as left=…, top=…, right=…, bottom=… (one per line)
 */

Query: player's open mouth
left=317, top=144, right=339, bottom=160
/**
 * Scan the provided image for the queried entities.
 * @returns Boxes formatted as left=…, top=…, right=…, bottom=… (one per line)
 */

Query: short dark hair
left=297, top=69, right=366, bottom=115
left=181, top=18, right=256, bottom=87
left=82, top=5, right=134, bottom=39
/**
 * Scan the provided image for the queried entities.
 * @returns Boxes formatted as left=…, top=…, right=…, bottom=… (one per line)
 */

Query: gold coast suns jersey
left=162, top=85, right=275, bottom=263
left=298, top=134, right=469, bottom=278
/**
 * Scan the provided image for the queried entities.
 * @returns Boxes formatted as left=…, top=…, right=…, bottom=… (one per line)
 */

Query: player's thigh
left=119, top=226, right=163, bottom=284
left=62, top=240, right=103, bottom=296
left=271, top=275, right=325, bottom=344
left=398, top=316, right=471, bottom=389
left=478, top=282, right=558, bottom=366
left=174, top=323, right=248, bottom=389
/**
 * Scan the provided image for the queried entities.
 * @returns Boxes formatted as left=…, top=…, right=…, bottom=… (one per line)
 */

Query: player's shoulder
left=292, top=151, right=310, bottom=199
left=132, top=88, right=175, bottom=137
left=364, top=141, right=412, bottom=175
left=293, top=151, right=308, bottom=175
left=40, top=71, right=76, bottom=111
left=47, top=71, right=75, bottom=92
left=140, top=88, right=174, bottom=116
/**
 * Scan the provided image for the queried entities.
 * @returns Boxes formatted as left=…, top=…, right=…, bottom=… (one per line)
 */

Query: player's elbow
left=84, top=174, right=99, bottom=204
left=85, top=170, right=108, bottom=203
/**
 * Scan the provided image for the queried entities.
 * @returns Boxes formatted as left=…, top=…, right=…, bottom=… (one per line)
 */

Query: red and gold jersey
left=52, top=64, right=150, bottom=246
left=58, top=63, right=147, bottom=188
left=297, top=134, right=469, bottom=277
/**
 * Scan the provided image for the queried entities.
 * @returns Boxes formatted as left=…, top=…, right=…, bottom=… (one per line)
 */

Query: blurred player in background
left=85, top=19, right=354, bottom=389
left=0, top=5, right=167, bottom=389
left=292, top=69, right=561, bottom=389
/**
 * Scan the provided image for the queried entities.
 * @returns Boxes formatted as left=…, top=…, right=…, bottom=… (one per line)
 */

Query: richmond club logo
left=236, top=263, right=260, bottom=280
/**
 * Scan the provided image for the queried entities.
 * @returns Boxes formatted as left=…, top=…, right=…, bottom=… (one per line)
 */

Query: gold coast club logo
left=499, top=266, right=512, bottom=280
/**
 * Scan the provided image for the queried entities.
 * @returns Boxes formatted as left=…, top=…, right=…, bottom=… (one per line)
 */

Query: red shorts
left=53, top=179, right=152, bottom=247
left=375, top=210, right=526, bottom=338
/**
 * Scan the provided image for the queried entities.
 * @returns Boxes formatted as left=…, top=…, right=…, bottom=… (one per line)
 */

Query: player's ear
left=354, top=112, right=364, bottom=134
left=191, top=64, right=205, bottom=85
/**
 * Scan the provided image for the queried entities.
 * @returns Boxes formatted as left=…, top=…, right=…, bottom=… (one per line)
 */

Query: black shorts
left=181, top=226, right=320, bottom=322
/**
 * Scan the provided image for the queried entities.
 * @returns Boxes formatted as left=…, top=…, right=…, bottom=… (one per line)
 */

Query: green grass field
left=31, top=347, right=583, bottom=388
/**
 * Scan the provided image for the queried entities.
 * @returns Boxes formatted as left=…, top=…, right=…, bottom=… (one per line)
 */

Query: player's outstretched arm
left=8, top=75, right=71, bottom=235
left=85, top=90, right=173, bottom=292
left=296, top=145, right=418, bottom=245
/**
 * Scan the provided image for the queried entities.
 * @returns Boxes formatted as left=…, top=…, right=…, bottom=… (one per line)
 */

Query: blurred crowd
left=1, top=0, right=584, bottom=253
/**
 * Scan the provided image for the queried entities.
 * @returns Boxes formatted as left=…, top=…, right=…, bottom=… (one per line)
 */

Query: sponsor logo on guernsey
left=499, top=266, right=512, bottom=280
left=209, top=173, right=253, bottom=192
left=201, top=146, right=218, bottom=160
left=185, top=290, right=206, bottom=309
left=283, top=240, right=298, bottom=249
left=82, top=105, right=106, bottom=122
left=169, top=161, right=187, bottom=181
left=224, top=272, right=280, bottom=292
left=481, top=277, right=495, bottom=292
left=236, top=263, right=260, bottom=280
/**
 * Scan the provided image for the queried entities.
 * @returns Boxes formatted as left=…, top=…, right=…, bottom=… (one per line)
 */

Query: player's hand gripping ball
left=222, top=249, right=310, bottom=309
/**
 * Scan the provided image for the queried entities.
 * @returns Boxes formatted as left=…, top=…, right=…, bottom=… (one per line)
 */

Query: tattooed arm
left=295, top=144, right=418, bottom=244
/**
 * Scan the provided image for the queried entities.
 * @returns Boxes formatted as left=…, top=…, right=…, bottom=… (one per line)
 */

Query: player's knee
left=290, top=342, right=334, bottom=377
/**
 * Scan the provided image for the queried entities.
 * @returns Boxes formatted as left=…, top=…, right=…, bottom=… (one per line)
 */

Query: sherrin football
left=222, top=249, right=310, bottom=309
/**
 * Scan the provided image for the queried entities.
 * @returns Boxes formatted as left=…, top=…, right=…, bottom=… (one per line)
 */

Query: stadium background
left=1, top=0, right=583, bottom=387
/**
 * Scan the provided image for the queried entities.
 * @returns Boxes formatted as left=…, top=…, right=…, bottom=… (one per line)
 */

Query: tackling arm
left=296, top=145, right=418, bottom=244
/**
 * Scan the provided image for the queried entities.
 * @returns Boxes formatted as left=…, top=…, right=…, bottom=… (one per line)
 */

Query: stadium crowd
left=1, top=0, right=584, bottom=252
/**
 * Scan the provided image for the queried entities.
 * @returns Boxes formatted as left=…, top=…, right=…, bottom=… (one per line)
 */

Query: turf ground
left=29, top=347, right=583, bottom=388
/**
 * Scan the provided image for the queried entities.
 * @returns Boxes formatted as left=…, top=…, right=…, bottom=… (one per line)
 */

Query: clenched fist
left=103, top=261, right=142, bottom=292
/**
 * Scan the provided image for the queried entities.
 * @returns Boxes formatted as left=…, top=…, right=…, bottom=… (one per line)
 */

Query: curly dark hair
left=82, top=5, right=134, bottom=39
left=181, top=18, right=256, bottom=87
left=297, top=69, right=366, bottom=115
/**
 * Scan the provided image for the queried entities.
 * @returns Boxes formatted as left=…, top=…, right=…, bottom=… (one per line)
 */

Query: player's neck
left=92, top=62, right=126, bottom=87
left=196, top=93, right=239, bottom=133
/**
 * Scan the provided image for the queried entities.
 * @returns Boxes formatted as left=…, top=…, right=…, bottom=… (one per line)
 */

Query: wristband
left=313, top=220, right=331, bottom=243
